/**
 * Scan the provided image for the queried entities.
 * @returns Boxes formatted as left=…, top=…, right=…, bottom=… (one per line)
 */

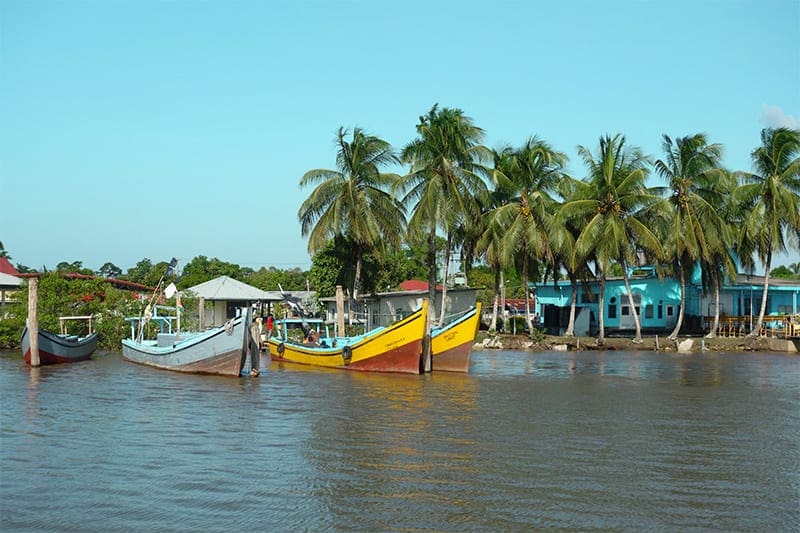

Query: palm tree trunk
left=438, top=234, right=452, bottom=327
left=669, top=266, right=686, bottom=340
left=351, top=254, right=363, bottom=326
left=621, top=260, right=643, bottom=343
left=523, top=258, right=533, bottom=333
left=564, top=275, right=577, bottom=337
left=597, top=272, right=606, bottom=345
left=749, top=248, right=772, bottom=337
left=706, top=273, right=720, bottom=338
left=422, top=225, right=436, bottom=372
left=490, top=267, right=500, bottom=331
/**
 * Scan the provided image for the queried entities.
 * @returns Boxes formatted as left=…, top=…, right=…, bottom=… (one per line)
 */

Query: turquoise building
left=532, top=267, right=800, bottom=336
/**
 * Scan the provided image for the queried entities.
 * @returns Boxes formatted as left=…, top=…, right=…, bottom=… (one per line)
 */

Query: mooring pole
left=336, top=285, right=345, bottom=337
left=28, top=277, right=40, bottom=367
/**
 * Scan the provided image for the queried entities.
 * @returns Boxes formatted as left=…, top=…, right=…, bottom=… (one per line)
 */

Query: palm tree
left=562, top=134, right=664, bottom=344
left=479, top=146, right=517, bottom=332
left=551, top=175, right=594, bottom=337
left=398, top=105, right=490, bottom=369
left=298, top=127, right=406, bottom=305
left=0, top=241, right=9, bottom=260
left=735, top=127, right=800, bottom=336
left=488, top=137, right=567, bottom=332
left=653, top=133, right=728, bottom=339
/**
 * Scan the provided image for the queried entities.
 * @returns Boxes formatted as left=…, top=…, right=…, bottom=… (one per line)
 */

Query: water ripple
left=1, top=349, right=798, bottom=530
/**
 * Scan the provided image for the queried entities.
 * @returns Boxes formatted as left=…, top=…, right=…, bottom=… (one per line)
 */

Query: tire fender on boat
left=342, top=345, right=352, bottom=365
left=277, top=342, right=285, bottom=356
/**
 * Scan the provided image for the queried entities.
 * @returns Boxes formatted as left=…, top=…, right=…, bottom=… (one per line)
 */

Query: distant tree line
left=0, top=244, right=439, bottom=349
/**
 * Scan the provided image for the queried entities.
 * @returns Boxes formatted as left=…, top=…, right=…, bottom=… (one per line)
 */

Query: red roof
left=0, top=257, right=19, bottom=276
left=400, top=279, right=443, bottom=291
left=16, top=271, right=153, bottom=292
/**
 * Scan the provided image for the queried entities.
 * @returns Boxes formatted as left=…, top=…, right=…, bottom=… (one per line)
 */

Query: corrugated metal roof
left=185, top=276, right=282, bottom=301
left=0, top=271, right=22, bottom=289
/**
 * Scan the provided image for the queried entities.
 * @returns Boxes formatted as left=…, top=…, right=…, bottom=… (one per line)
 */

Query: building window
left=658, top=302, right=663, bottom=319
left=667, top=305, right=674, bottom=317
left=645, top=304, right=654, bottom=319
left=621, top=306, right=629, bottom=316
left=608, top=304, right=617, bottom=318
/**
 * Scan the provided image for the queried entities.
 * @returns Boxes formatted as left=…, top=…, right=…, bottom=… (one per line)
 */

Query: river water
left=1, top=348, right=798, bottom=531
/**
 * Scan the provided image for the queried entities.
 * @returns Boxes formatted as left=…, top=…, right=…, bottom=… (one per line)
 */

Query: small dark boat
left=21, top=315, right=98, bottom=365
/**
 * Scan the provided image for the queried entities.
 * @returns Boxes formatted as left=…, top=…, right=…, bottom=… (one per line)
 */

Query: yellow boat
left=431, top=302, right=481, bottom=372
left=267, top=300, right=428, bottom=374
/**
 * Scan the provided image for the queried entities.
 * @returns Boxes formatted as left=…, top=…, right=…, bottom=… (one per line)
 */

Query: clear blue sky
left=2, top=0, right=799, bottom=274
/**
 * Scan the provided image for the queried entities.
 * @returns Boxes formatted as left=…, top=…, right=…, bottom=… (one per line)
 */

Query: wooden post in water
left=28, top=277, right=40, bottom=367
left=336, top=285, right=345, bottom=337
left=198, top=297, right=205, bottom=330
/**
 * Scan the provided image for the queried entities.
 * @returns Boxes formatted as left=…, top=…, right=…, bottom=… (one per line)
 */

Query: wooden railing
left=703, top=315, right=800, bottom=338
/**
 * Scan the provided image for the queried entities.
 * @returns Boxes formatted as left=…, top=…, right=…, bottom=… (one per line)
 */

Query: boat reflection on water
left=288, top=366, right=480, bottom=525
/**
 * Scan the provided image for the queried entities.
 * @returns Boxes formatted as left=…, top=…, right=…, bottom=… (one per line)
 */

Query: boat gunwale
left=270, top=307, right=423, bottom=353
left=121, top=316, right=245, bottom=357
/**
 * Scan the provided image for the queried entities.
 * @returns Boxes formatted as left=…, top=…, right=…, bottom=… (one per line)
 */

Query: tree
left=55, top=261, right=93, bottom=275
left=770, top=265, right=796, bottom=279
left=562, top=134, right=664, bottom=344
left=248, top=266, right=308, bottom=292
left=0, top=241, right=9, bottom=260
left=478, top=146, right=516, bottom=332
left=307, top=238, right=350, bottom=300
left=97, top=262, right=122, bottom=279
left=735, top=128, right=800, bottom=336
left=179, top=256, right=241, bottom=288
left=121, top=259, right=154, bottom=285
left=0, top=273, right=140, bottom=350
left=398, top=104, right=490, bottom=353
left=486, top=137, right=566, bottom=332
left=551, top=174, right=594, bottom=337
left=653, top=133, right=729, bottom=339
left=298, top=127, right=405, bottom=306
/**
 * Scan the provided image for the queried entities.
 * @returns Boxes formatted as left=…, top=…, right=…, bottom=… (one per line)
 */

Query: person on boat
left=265, top=313, right=274, bottom=337
left=303, top=329, right=320, bottom=346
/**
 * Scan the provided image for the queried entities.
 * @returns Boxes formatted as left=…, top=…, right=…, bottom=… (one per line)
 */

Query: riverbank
left=476, top=332, right=799, bottom=353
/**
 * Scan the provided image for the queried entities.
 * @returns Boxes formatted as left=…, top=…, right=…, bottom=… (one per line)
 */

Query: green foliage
left=0, top=313, right=25, bottom=349
left=247, top=266, right=308, bottom=291
left=0, top=273, right=142, bottom=349
left=56, top=261, right=93, bottom=275
left=363, top=244, right=429, bottom=293
left=770, top=265, right=799, bottom=279
left=307, top=237, right=433, bottom=298
left=179, top=256, right=242, bottom=288
left=467, top=265, right=495, bottom=311
left=308, top=240, right=347, bottom=298
left=508, top=316, right=528, bottom=335
left=528, top=327, right=546, bottom=343
left=97, top=262, right=122, bottom=278
left=120, top=258, right=154, bottom=285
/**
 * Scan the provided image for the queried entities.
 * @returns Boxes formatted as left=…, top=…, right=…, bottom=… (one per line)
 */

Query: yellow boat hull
left=431, top=302, right=481, bottom=373
left=268, top=300, right=427, bottom=374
